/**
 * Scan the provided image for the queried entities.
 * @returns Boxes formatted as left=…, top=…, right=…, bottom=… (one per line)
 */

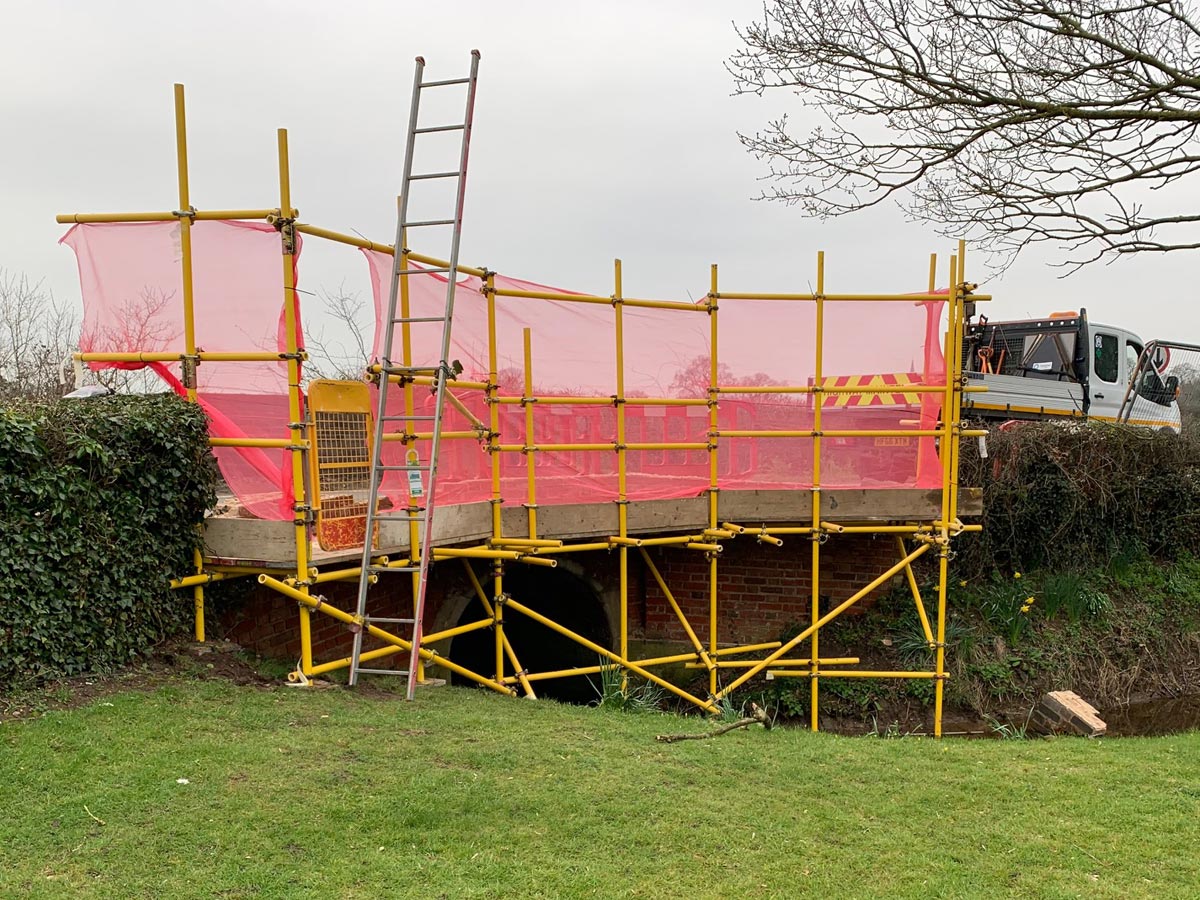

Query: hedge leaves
left=0, top=396, right=218, bottom=688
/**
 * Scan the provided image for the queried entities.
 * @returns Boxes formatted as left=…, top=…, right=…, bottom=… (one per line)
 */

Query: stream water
left=817, top=694, right=1200, bottom=737
left=1101, top=694, right=1200, bottom=737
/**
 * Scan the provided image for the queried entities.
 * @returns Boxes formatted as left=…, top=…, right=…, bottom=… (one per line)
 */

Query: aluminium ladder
left=349, top=50, right=481, bottom=698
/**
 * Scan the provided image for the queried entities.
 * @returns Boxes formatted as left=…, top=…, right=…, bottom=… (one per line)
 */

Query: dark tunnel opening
left=447, top=566, right=612, bottom=704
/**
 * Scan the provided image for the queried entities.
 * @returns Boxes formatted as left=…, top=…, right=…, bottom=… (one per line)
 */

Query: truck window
left=1094, top=333, right=1119, bottom=383
left=1125, top=341, right=1142, bottom=382
left=1022, top=333, right=1076, bottom=379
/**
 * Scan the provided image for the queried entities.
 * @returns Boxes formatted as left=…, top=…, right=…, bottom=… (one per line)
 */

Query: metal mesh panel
left=313, top=410, right=371, bottom=518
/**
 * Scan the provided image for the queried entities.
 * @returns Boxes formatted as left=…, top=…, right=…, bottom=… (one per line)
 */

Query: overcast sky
left=3, top=0, right=1196, bottom=352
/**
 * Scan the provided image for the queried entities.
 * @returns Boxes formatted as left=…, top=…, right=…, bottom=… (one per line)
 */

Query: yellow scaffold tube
left=493, top=395, right=710, bottom=407
left=209, top=438, right=297, bottom=449
left=169, top=572, right=230, bottom=589
left=768, top=670, right=940, bottom=679
left=501, top=596, right=719, bottom=713
left=712, top=291, right=990, bottom=302
left=715, top=383, right=952, bottom=395
left=686, top=657, right=859, bottom=669
left=277, top=127, right=315, bottom=675
left=462, top=561, right=536, bottom=698
left=811, top=250, right=825, bottom=732
left=258, top=575, right=514, bottom=695
left=615, top=259, right=629, bottom=670
left=898, top=536, right=935, bottom=644
left=714, top=542, right=931, bottom=700
left=523, top=328, right=538, bottom=539
left=492, top=286, right=704, bottom=312
left=716, top=429, right=944, bottom=439
left=56, top=208, right=289, bottom=224
left=514, top=642, right=792, bottom=683
left=171, top=84, right=210, bottom=643
left=638, top=547, right=714, bottom=670
left=707, top=264, right=721, bottom=698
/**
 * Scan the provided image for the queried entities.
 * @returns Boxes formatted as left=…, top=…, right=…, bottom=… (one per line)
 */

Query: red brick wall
left=632, top=534, right=901, bottom=646
left=221, top=576, right=454, bottom=667
left=218, top=534, right=901, bottom=664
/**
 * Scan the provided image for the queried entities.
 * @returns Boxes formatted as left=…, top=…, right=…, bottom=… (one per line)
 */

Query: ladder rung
left=366, top=617, right=416, bottom=625
left=369, top=566, right=420, bottom=574
left=381, top=414, right=437, bottom=422
left=380, top=365, right=437, bottom=374
left=402, top=219, right=456, bottom=227
left=413, top=124, right=466, bottom=134
left=396, top=267, right=452, bottom=274
left=378, top=464, right=431, bottom=472
left=391, top=316, right=447, bottom=324
left=355, top=668, right=413, bottom=677
left=408, top=172, right=461, bottom=181
left=421, top=77, right=471, bottom=88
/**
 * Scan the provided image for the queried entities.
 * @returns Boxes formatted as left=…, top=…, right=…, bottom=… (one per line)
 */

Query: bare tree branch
left=0, top=268, right=77, bottom=401
left=729, top=0, right=1200, bottom=270
left=303, top=283, right=373, bottom=384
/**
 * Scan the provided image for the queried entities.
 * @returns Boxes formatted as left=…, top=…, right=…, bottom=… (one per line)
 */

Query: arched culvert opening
left=447, top=566, right=613, bottom=704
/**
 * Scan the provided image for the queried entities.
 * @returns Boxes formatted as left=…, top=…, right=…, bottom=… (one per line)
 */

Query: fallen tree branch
left=656, top=702, right=771, bottom=743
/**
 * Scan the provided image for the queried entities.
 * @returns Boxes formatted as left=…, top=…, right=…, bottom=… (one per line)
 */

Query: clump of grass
left=715, top=693, right=777, bottom=727
left=1039, top=572, right=1112, bottom=624
left=590, top=661, right=665, bottom=713
left=984, top=709, right=1035, bottom=740
left=866, top=718, right=927, bottom=739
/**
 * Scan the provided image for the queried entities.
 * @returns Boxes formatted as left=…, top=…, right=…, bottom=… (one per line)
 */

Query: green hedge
left=958, top=422, right=1200, bottom=575
left=0, top=395, right=218, bottom=688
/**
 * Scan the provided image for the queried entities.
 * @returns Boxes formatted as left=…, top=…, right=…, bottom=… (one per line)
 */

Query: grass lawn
left=2, top=678, right=1198, bottom=899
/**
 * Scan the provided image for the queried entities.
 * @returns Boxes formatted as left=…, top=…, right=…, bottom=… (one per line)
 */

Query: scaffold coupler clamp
left=181, top=353, right=199, bottom=391
left=292, top=503, right=315, bottom=527
left=272, top=214, right=297, bottom=255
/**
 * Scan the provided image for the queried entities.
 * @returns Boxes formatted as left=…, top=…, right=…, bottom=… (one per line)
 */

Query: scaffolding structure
left=57, top=83, right=987, bottom=736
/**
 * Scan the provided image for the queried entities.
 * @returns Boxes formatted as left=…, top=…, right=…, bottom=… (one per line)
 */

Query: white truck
left=961, top=309, right=1183, bottom=433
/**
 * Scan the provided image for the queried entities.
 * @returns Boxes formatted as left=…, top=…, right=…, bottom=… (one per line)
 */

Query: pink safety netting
left=62, top=221, right=303, bottom=519
left=63, top=220, right=944, bottom=524
left=363, top=251, right=946, bottom=511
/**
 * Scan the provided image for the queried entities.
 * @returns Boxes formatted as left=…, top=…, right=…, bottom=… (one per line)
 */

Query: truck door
left=1122, top=336, right=1183, bottom=431
left=1089, top=328, right=1123, bottom=420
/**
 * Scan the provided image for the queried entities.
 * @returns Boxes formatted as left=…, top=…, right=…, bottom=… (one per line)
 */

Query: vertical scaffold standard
left=57, top=74, right=986, bottom=735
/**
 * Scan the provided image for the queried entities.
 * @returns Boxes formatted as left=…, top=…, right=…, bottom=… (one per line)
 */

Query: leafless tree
left=730, top=0, right=1200, bottom=270
left=0, top=269, right=77, bottom=401
left=670, top=355, right=782, bottom=397
left=303, top=284, right=373, bottom=383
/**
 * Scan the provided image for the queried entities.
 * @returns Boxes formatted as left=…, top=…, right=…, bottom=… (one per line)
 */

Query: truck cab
left=962, top=309, right=1181, bottom=432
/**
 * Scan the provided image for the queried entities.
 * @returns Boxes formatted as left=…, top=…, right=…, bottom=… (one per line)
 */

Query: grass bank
left=2, top=673, right=1198, bottom=898
left=757, top=547, right=1200, bottom=730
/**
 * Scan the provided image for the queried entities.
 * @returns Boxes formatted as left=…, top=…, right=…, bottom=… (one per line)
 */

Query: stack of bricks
left=1032, top=690, right=1107, bottom=737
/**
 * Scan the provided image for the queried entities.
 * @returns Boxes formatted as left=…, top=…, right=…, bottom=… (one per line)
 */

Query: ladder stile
left=349, top=50, right=482, bottom=696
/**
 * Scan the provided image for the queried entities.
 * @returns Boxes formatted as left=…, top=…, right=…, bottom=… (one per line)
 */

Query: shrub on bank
left=0, top=395, right=218, bottom=688
left=958, top=422, right=1200, bottom=574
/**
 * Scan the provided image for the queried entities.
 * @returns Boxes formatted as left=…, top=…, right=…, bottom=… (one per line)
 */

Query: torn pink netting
left=62, top=220, right=303, bottom=519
